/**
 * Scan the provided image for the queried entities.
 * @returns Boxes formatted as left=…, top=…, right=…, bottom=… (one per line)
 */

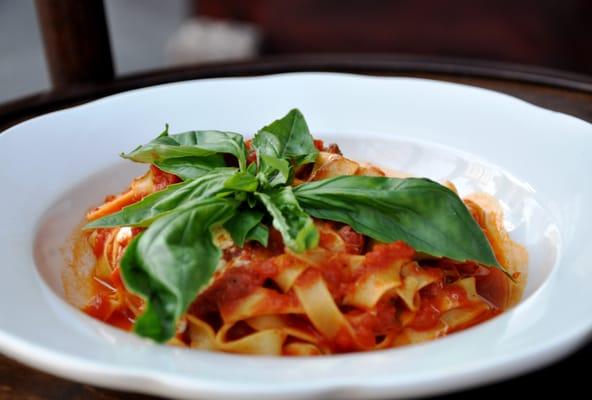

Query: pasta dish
left=67, top=109, right=527, bottom=355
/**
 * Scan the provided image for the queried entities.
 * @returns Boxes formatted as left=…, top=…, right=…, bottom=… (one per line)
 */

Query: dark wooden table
left=1, top=56, right=591, bottom=399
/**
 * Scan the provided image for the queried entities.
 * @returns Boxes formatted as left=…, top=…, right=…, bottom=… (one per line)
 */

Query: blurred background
left=1, top=0, right=591, bottom=103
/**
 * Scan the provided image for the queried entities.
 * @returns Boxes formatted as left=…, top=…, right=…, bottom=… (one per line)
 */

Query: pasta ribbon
left=74, top=135, right=527, bottom=355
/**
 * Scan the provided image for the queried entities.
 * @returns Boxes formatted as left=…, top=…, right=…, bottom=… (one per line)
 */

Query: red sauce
left=408, top=302, right=441, bottom=330
left=83, top=291, right=114, bottom=321
left=82, top=277, right=138, bottom=331
left=79, top=165, right=510, bottom=353
left=313, top=139, right=324, bottom=151
left=338, top=225, right=365, bottom=254
left=435, top=259, right=509, bottom=308
left=365, top=242, right=415, bottom=270
left=151, top=165, right=181, bottom=190
left=224, top=321, right=255, bottom=341
left=245, top=139, right=257, bottom=165
left=81, top=223, right=508, bottom=352
left=90, top=228, right=111, bottom=257
left=318, top=228, right=341, bottom=251
left=105, top=308, right=136, bottom=331
left=318, top=255, right=356, bottom=301
left=345, top=303, right=400, bottom=350
left=475, top=267, right=509, bottom=308
left=109, top=267, right=124, bottom=290
left=190, top=254, right=279, bottom=318
left=293, top=267, right=320, bottom=288
left=334, top=326, right=356, bottom=351
left=266, top=228, right=285, bottom=255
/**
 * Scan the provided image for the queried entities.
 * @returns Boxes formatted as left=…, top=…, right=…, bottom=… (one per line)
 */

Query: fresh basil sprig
left=154, top=156, right=225, bottom=181
left=223, top=210, right=269, bottom=247
left=256, top=186, right=318, bottom=253
left=294, top=176, right=501, bottom=268
left=253, top=109, right=318, bottom=166
left=252, top=109, right=318, bottom=188
left=121, top=198, right=237, bottom=341
left=123, top=126, right=248, bottom=174
left=86, top=108, right=504, bottom=343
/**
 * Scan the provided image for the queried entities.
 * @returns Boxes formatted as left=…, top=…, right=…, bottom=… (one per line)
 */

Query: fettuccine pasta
left=71, top=139, right=527, bottom=355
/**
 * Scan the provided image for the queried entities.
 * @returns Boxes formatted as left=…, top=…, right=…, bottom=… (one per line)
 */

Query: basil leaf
left=294, top=176, right=502, bottom=269
left=259, top=155, right=291, bottom=187
left=224, top=172, right=259, bottom=192
left=85, top=168, right=236, bottom=229
left=245, top=223, right=269, bottom=247
left=253, top=108, right=318, bottom=167
left=256, top=186, right=318, bottom=253
left=155, top=155, right=225, bottom=181
left=121, top=198, right=237, bottom=342
left=246, top=194, right=257, bottom=208
left=246, top=162, right=257, bottom=175
left=223, top=210, right=264, bottom=247
left=123, top=127, right=247, bottom=171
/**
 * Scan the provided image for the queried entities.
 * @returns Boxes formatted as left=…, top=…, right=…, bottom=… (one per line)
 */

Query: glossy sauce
left=76, top=163, right=510, bottom=354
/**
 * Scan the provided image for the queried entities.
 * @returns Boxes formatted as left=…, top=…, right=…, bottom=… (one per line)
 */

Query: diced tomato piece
left=313, top=139, right=324, bottom=151
left=338, top=226, right=365, bottom=254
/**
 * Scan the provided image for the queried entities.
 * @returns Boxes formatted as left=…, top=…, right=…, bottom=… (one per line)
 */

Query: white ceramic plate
left=1, top=73, right=591, bottom=399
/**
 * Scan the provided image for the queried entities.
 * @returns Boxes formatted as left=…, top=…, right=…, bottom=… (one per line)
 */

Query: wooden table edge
left=2, top=55, right=592, bottom=132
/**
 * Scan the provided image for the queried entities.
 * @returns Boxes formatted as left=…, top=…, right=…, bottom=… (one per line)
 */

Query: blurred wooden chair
left=35, top=0, right=114, bottom=91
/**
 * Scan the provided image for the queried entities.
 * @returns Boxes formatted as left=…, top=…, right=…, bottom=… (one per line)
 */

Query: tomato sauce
left=90, top=228, right=111, bottom=257
left=82, top=276, right=139, bottom=331
left=81, top=221, right=507, bottom=352
left=337, top=225, right=365, bottom=254
left=78, top=159, right=509, bottom=353
left=151, top=165, right=181, bottom=190
left=364, top=242, right=415, bottom=273
left=71, top=126, right=522, bottom=356
left=407, top=302, right=441, bottom=330
left=190, top=250, right=279, bottom=318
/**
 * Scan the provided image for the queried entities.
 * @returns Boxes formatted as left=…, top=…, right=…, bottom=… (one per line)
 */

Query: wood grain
left=35, top=0, right=114, bottom=89
left=0, top=354, right=161, bottom=400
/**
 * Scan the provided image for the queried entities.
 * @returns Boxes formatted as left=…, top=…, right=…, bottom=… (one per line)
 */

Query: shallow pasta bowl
left=0, top=73, right=591, bottom=399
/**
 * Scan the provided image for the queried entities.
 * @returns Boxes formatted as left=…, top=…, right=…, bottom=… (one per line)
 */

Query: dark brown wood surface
left=35, top=0, right=114, bottom=89
left=0, top=58, right=591, bottom=399
left=2, top=55, right=592, bottom=132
